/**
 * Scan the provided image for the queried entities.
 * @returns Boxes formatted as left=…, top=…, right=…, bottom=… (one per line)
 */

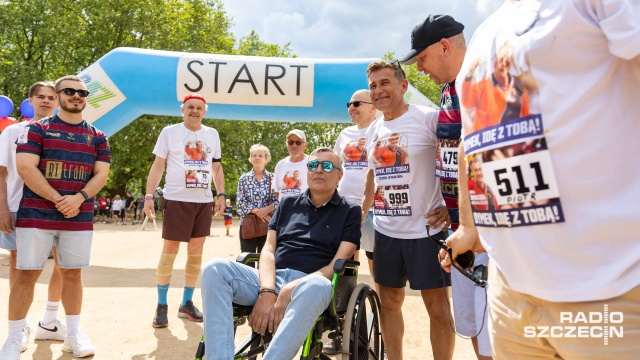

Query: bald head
left=347, top=89, right=377, bottom=129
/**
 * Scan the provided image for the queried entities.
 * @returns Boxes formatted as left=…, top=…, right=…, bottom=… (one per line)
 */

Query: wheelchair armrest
left=333, top=259, right=360, bottom=274
left=236, top=252, right=261, bottom=265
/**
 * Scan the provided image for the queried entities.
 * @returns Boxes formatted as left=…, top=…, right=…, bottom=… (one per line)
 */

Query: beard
left=60, top=100, right=86, bottom=113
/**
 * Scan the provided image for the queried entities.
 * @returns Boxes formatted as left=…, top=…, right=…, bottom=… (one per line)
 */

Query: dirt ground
left=0, top=219, right=477, bottom=359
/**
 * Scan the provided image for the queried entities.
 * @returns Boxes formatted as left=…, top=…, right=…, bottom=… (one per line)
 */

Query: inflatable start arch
left=79, top=47, right=436, bottom=136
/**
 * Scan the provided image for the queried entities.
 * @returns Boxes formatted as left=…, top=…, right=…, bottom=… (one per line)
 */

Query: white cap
left=225, top=199, right=231, bottom=203
left=286, top=129, right=306, bottom=142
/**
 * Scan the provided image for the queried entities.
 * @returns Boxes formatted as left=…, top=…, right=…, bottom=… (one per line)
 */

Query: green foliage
left=1, top=1, right=438, bottom=201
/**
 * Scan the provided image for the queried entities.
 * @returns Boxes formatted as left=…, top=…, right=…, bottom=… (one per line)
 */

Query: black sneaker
left=178, top=301, right=203, bottom=322
left=153, top=304, right=168, bottom=328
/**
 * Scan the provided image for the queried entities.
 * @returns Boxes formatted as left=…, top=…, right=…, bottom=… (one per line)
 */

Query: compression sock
left=157, top=283, right=170, bottom=305
left=181, top=286, right=195, bottom=306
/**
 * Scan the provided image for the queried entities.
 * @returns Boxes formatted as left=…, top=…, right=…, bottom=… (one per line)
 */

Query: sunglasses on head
left=58, top=88, right=90, bottom=97
left=387, top=59, right=407, bottom=79
left=287, top=140, right=304, bottom=146
left=307, top=160, right=339, bottom=173
left=346, top=100, right=372, bottom=108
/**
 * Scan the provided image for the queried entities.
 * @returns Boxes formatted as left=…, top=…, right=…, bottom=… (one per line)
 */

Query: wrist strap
left=80, top=190, right=89, bottom=200
left=218, top=193, right=226, bottom=197
left=258, top=288, right=276, bottom=295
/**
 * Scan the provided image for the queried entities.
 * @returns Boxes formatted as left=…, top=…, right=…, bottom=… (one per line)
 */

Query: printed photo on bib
left=185, top=169, right=209, bottom=188
left=371, top=132, right=412, bottom=216
left=459, top=11, right=564, bottom=228
left=280, top=170, right=302, bottom=195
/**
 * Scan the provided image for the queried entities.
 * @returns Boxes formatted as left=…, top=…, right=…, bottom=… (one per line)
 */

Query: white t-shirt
left=272, top=155, right=309, bottom=197
left=152, top=123, right=221, bottom=203
left=334, top=125, right=371, bottom=205
left=366, top=105, right=445, bottom=239
left=458, top=0, right=640, bottom=302
left=0, top=122, right=28, bottom=212
left=112, top=199, right=124, bottom=211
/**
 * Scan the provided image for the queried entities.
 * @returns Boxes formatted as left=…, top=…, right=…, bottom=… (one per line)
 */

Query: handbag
left=241, top=176, right=272, bottom=239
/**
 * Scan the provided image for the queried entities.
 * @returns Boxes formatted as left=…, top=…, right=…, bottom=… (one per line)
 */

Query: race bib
left=185, top=169, right=209, bottom=188
left=373, top=185, right=412, bottom=216
left=435, top=139, right=459, bottom=180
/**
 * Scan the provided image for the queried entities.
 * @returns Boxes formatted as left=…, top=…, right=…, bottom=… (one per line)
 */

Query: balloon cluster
left=0, top=95, right=35, bottom=131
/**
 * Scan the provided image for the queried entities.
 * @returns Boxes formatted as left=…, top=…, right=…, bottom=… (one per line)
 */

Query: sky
left=220, top=0, right=504, bottom=60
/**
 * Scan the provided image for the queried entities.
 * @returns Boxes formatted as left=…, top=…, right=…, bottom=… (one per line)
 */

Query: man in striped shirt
left=1, top=75, right=110, bottom=359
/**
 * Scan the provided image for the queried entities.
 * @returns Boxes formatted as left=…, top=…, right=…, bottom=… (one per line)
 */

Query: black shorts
left=99, top=209, right=109, bottom=216
left=373, top=230, right=451, bottom=290
left=365, top=251, right=374, bottom=260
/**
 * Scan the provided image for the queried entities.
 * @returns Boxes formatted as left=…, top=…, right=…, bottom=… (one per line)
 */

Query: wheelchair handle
left=236, top=252, right=261, bottom=265
left=333, top=259, right=360, bottom=274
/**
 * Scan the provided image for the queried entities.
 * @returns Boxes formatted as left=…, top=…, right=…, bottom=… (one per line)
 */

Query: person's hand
left=55, top=194, right=85, bottom=217
left=425, top=206, right=450, bottom=230
left=249, top=291, right=277, bottom=335
left=144, top=199, right=156, bottom=220
left=213, top=196, right=225, bottom=216
left=269, top=282, right=296, bottom=334
left=0, top=208, right=15, bottom=234
left=439, top=225, right=482, bottom=273
left=466, top=58, right=481, bottom=79
left=254, top=207, right=271, bottom=221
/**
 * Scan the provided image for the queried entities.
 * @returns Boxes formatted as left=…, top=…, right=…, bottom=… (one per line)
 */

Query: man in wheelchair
left=201, top=147, right=361, bottom=359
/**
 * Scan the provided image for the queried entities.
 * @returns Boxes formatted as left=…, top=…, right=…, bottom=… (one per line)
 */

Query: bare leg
left=377, top=285, right=405, bottom=360
left=59, top=268, right=83, bottom=315
left=421, top=288, right=455, bottom=360
left=8, top=250, right=16, bottom=289
left=9, top=269, right=42, bottom=320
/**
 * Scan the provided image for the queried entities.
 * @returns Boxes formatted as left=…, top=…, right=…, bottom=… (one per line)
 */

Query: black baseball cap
left=399, top=14, right=464, bottom=65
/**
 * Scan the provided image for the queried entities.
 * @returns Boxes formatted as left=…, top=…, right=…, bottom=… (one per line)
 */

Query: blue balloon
left=20, top=99, right=34, bottom=118
left=0, top=95, right=14, bottom=117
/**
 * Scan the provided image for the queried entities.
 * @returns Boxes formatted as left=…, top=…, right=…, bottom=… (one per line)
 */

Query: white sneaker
left=20, top=325, right=29, bottom=352
left=0, top=338, right=22, bottom=360
left=35, top=320, right=67, bottom=341
left=62, top=332, right=95, bottom=358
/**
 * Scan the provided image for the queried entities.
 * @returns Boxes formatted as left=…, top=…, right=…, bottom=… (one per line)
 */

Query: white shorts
left=361, top=211, right=375, bottom=253
left=451, top=252, right=491, bottom=357
left=16, top=228, right=93, bottom=270
left=0, top=212, right=17, bottom=251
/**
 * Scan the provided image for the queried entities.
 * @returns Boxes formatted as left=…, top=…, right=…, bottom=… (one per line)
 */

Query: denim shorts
left=16, top=228, right=93, bottom=269
left=0, top=212, right=17, bottom=251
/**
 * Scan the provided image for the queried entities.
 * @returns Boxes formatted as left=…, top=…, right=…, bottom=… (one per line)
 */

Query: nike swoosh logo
left=39, top=324, right=58, bottom=332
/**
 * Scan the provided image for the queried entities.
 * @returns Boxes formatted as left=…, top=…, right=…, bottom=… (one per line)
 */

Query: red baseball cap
left=183, top=93, right=206, bottom=104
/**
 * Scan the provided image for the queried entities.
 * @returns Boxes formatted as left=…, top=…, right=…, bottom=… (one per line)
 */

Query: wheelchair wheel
left=341, top=283, right=384, bottom=360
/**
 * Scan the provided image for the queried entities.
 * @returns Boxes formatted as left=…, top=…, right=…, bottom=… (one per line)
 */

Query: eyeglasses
left=307, top=160, right=340, bottom=173
left=387, top=59, right=407, bottom=79
left=287, top=140, right=304, bottom=146
left=58, top=88, right=90, bottom=97
left=346, top=100, right=372, bottom=108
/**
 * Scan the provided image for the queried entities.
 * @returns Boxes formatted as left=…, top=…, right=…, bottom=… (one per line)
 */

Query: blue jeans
left=201, top=258, right=332, bottom=359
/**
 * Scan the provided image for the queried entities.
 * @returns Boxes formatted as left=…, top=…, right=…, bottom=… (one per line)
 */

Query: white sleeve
left=592, top=0, right=640, bottom=59
left=333, top=132, right=344, bottom=154
left=0, top=127, right=12, bottom=167
left=152, top=127, right=169, bottom=159
left=272, top=160, right=282, bottom=192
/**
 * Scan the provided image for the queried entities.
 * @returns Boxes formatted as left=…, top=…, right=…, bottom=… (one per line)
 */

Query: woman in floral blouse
left=236, top=144, right=278, bottom=258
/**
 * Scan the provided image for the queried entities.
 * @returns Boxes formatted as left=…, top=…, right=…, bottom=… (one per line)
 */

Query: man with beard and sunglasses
left=201, top=147, right=360, bottom=359
left=1, top=81, right=68, bottom=357
left=0, top=75, right=110, bottom=359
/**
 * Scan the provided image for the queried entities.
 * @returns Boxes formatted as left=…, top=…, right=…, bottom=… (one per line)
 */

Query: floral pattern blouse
left=236, top=169, right=278, bottom=222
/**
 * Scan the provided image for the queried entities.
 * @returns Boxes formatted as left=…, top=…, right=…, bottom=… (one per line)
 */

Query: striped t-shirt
left=437, top=81, right=461, bottom=231
left=15, top=115, right=111, bottom=231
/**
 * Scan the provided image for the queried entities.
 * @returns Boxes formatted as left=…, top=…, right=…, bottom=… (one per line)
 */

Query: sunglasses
left=287, top=140, right=304, bottom=146
left=58, top=88, right=90, bottom=97
left=346, top=100, right=372, bottom=108
left=387, top=59, right=407, bottom=79
left=307, top=160, right=339, bottom=173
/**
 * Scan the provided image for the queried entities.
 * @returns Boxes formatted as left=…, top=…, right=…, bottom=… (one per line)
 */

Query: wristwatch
left=80, top=190, right=89, bottom=200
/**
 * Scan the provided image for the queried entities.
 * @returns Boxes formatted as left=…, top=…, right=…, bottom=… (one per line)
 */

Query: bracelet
left=144, top=194, right=154, bottom=200
left=218, top=193, right=226, bottom=197
left=258, top=288, right=276, bottom=295
left=80, top=190, right=89, bottom=200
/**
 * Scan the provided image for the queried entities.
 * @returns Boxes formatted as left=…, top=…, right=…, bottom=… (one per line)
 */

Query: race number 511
left=481, top=151, right=560, bottom=206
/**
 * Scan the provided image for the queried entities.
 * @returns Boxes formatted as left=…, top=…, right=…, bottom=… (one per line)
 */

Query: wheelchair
left=195, top=252, right=384, bottom=360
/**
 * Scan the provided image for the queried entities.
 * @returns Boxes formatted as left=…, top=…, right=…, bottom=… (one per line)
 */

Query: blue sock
left=157, top=283, right=170, bottom=305
left=181, top=286, right=195, bottom=306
